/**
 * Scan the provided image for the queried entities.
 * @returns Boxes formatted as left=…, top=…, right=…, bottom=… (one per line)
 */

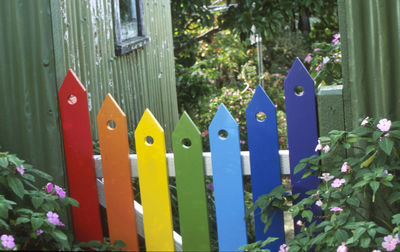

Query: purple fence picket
left=246, top=85, right=285, bottom=250
left=284, top=58, right=321, bottom=234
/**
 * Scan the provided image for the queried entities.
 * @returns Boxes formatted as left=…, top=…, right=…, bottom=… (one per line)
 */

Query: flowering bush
left=244, top=117, right=400, bottom=251
left=304, top=33, right=342, bottom=88
left=0, top=151, right=123, bottom=250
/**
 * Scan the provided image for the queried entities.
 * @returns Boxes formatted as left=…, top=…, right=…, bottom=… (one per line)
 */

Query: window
left=114, top=0, right=149, bottom=55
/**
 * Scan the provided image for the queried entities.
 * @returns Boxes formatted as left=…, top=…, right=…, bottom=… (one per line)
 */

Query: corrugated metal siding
left=0, top=0, right=66, bottom=186
left=59, top=0, right=179, bottom=148
left=338, top=0, right=400, bottom=129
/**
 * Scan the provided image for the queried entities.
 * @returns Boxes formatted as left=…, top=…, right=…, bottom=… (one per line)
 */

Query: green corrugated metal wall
left=59, top=0, right=179, bottom=147
left=339, top=0, right=400, bottom=129
left=0, top=0, right=67, bottom=186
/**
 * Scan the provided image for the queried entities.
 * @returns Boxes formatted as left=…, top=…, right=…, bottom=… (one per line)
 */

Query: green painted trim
left=50, top=0, right=66, bottom=89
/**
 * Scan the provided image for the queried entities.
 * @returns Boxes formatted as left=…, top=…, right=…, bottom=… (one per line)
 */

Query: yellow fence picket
left=97, top=94, right=139, bottom=251
left=135, top=109, right=174, bottom=251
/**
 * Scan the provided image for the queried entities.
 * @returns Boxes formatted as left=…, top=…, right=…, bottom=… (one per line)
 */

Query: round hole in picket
left=256, top=112, right=266, bottom=122
left=145, top=136, right=154, bottom=145
left=294, top=86, right=304, bottom=96
left=182, top=138, right=192, bottom=148
left=107, top=120, right=116, bottom=130
left=218, top=129, right=228, bottom=140
left=67, top=94, right=77, bottom=105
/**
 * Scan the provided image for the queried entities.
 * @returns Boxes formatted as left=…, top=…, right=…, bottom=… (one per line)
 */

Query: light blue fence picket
left=209, top=104, right=248, bottom=251
left=246, top=85, right=285, bottom=250
left=284, top=58, right=321, bottom=234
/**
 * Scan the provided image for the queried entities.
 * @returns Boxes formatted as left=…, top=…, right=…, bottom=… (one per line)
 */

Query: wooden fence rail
left=58, top=58, right=319, bottom=251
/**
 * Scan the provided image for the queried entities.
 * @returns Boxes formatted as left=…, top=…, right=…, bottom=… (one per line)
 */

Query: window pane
left=120, top=0, right=138, bottom=40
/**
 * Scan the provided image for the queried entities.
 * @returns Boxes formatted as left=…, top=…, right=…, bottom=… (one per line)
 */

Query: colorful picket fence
left=58, top=58, right=320, bottom=251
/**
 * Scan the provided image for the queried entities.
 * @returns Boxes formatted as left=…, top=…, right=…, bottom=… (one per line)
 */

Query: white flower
left=319, top=173, right=334, bottom=182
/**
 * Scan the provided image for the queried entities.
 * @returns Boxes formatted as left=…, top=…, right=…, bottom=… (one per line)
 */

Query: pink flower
left=384, top=170, right=393, bottom=176
left=201, top=130, right=208, bottom=137
left=36, top=229, right=44, bottom=236
left=319, top=173, right=334, bottom=182
left=55, top=185, right=66, bottom=199
left=377, top=118, right=392, bottom=132
left=316, top=63, right=322, bottom=71
left=46, top=183, right=53, bottom=193
left=332, top=33, right=341, bottom=44
left=1, top=234, right=15, bottom=249
left=382, top=235, right=398, bottom=251
left=330, top=206, right=343, bottom=212
left=361, top=116, right=369, bottom=126
left=305, top=53, right=312, bottom=62
left=337, top=242, right=348, bottom=252
left=316, top=199, right=323, bottom=207
left=331, top=178, right=346, bottom=188
left=341, top=162, right=350, bottom=173
left=296, top=220, right=303, bottom=226
left=313, top=48, right=320, bottom=52
left=315, top=140, right=322, bottom=152
left=279, top=244, right=290, bottom=252
left=372, top=250, right=382, bottom=252
left=323, top=145, right=331, bottom=153
left=16, top=164, right=24, bottom=175
left=47, top=211, right=64, bottom=226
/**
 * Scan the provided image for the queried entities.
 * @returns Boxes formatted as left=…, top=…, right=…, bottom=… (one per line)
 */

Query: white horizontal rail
left=93, top=150, right=290, bottom=178
left=94, top=150, right=290, bottom=251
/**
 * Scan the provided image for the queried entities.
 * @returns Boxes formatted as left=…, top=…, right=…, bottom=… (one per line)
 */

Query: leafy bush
left=0, top=151, right=123, bottom=250
left=244, top=117, right=400, bottom=251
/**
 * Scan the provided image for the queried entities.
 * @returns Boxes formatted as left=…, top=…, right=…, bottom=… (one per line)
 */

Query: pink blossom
left=316, top=63, right=322, bottom=71
left=337, top=242, right=348, bottom=252
left=296, top=220, right=303, bottom=226
left=16, top=164, right=24, bottom=175
left=313, top=48, right=320, bottom=52
left=377, top=118, right=392, bottom=132
left=332, top=33, right=341, bottom=44
left=319, top=173, right=334, bottom=182
left=201, top=130, right=208, bottom=137
left=315, top=140, right=323, bottom=152
left=316, top=199, right=323, bottom=207
left=331, top=178, right=346, bottom=188
left=1, top=234, right=15, bottom=249
left=361, top=116, right=369, bottom=126
left=382, top=235, right=398, bottom=251
left=46, top=183, right=53, bottom=193
left=323, top=145, right=331, bottom=153
left=384, top=170, right=393, bottom=176
left=305, top=53, right=312, bottom=62
left=341, top=162, right=350, bottom=173
left=279, top=244, right=290, bottom=252
left=36, top=229, right=44, bottom=236
left=330, top=206, right=343, bottom=212
left=372, top=250, right=382, bottom=252
left=55, top=185, right=66, bottom=199
left=47, top=211, right=64, bottom=226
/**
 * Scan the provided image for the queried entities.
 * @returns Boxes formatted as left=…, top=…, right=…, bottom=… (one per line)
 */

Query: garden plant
left=244, top=117, right=400, bottom=251
left=0, top=151, right=124, bottom=250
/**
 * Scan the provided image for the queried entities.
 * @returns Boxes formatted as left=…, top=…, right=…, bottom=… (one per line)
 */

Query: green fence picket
left=172, top=112, right=211, bottom=251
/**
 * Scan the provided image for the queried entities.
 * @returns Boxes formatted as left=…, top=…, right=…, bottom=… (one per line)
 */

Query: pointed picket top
left=284, top=58, right=321, bottom=234
left=58, top=69, right=103, bottom=242
left=208, top=103, right=247, bottom=251
left=135, top=109, right=174, bottom=251
left=245, top=85, right=284, bottom=250
left=172, top=112, right=211, bottom=251
left=96, top=94, right=139, bottom=251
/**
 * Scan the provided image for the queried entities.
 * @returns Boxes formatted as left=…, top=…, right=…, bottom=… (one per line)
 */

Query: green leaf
left=360, top=237, right=371, bottom=248
left=389, top=192, right=400, bottom=204
left=360, top=152, right=377, bottom=168
left=31, top=217, right=43, bottom=230
left=369, top=181, right=380, bottom=194
left=392, top=214, right=400, bottom=225
left=294, top=162, right=307, bottom=174
left=379, top=137, right=394, bottom=155
left=0, top=203, right=8, bottom=219
left=368, top=228, right=376, bottom=238
left=302, top=210, right=313, bottom=222
left=53, top=230, right=68, bottom=241
left=346, top=197, right=360, bottom=207
left=0, top=157, right=8, bottom=168
left=16, top=217, right=30, bottom=225
left=335, top=229, right=348, bottom=242
left=32, top=196, right=44, bottom=209
left=8, top=175, right=25, bottom=199
left=67, top=197, right=79, bottom=207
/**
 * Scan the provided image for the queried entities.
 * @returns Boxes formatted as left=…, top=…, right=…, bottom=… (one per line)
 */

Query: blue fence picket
left=284, top=58, right=321, bottom=234
left=246, top=85, right=285, bottom=250
left=209, top=104, right=248, bottom=251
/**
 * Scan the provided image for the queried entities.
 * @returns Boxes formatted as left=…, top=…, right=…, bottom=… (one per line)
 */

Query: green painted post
left=317, top=85, right=345, bottom=136
left=172, top=112, right=211, bottom=251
